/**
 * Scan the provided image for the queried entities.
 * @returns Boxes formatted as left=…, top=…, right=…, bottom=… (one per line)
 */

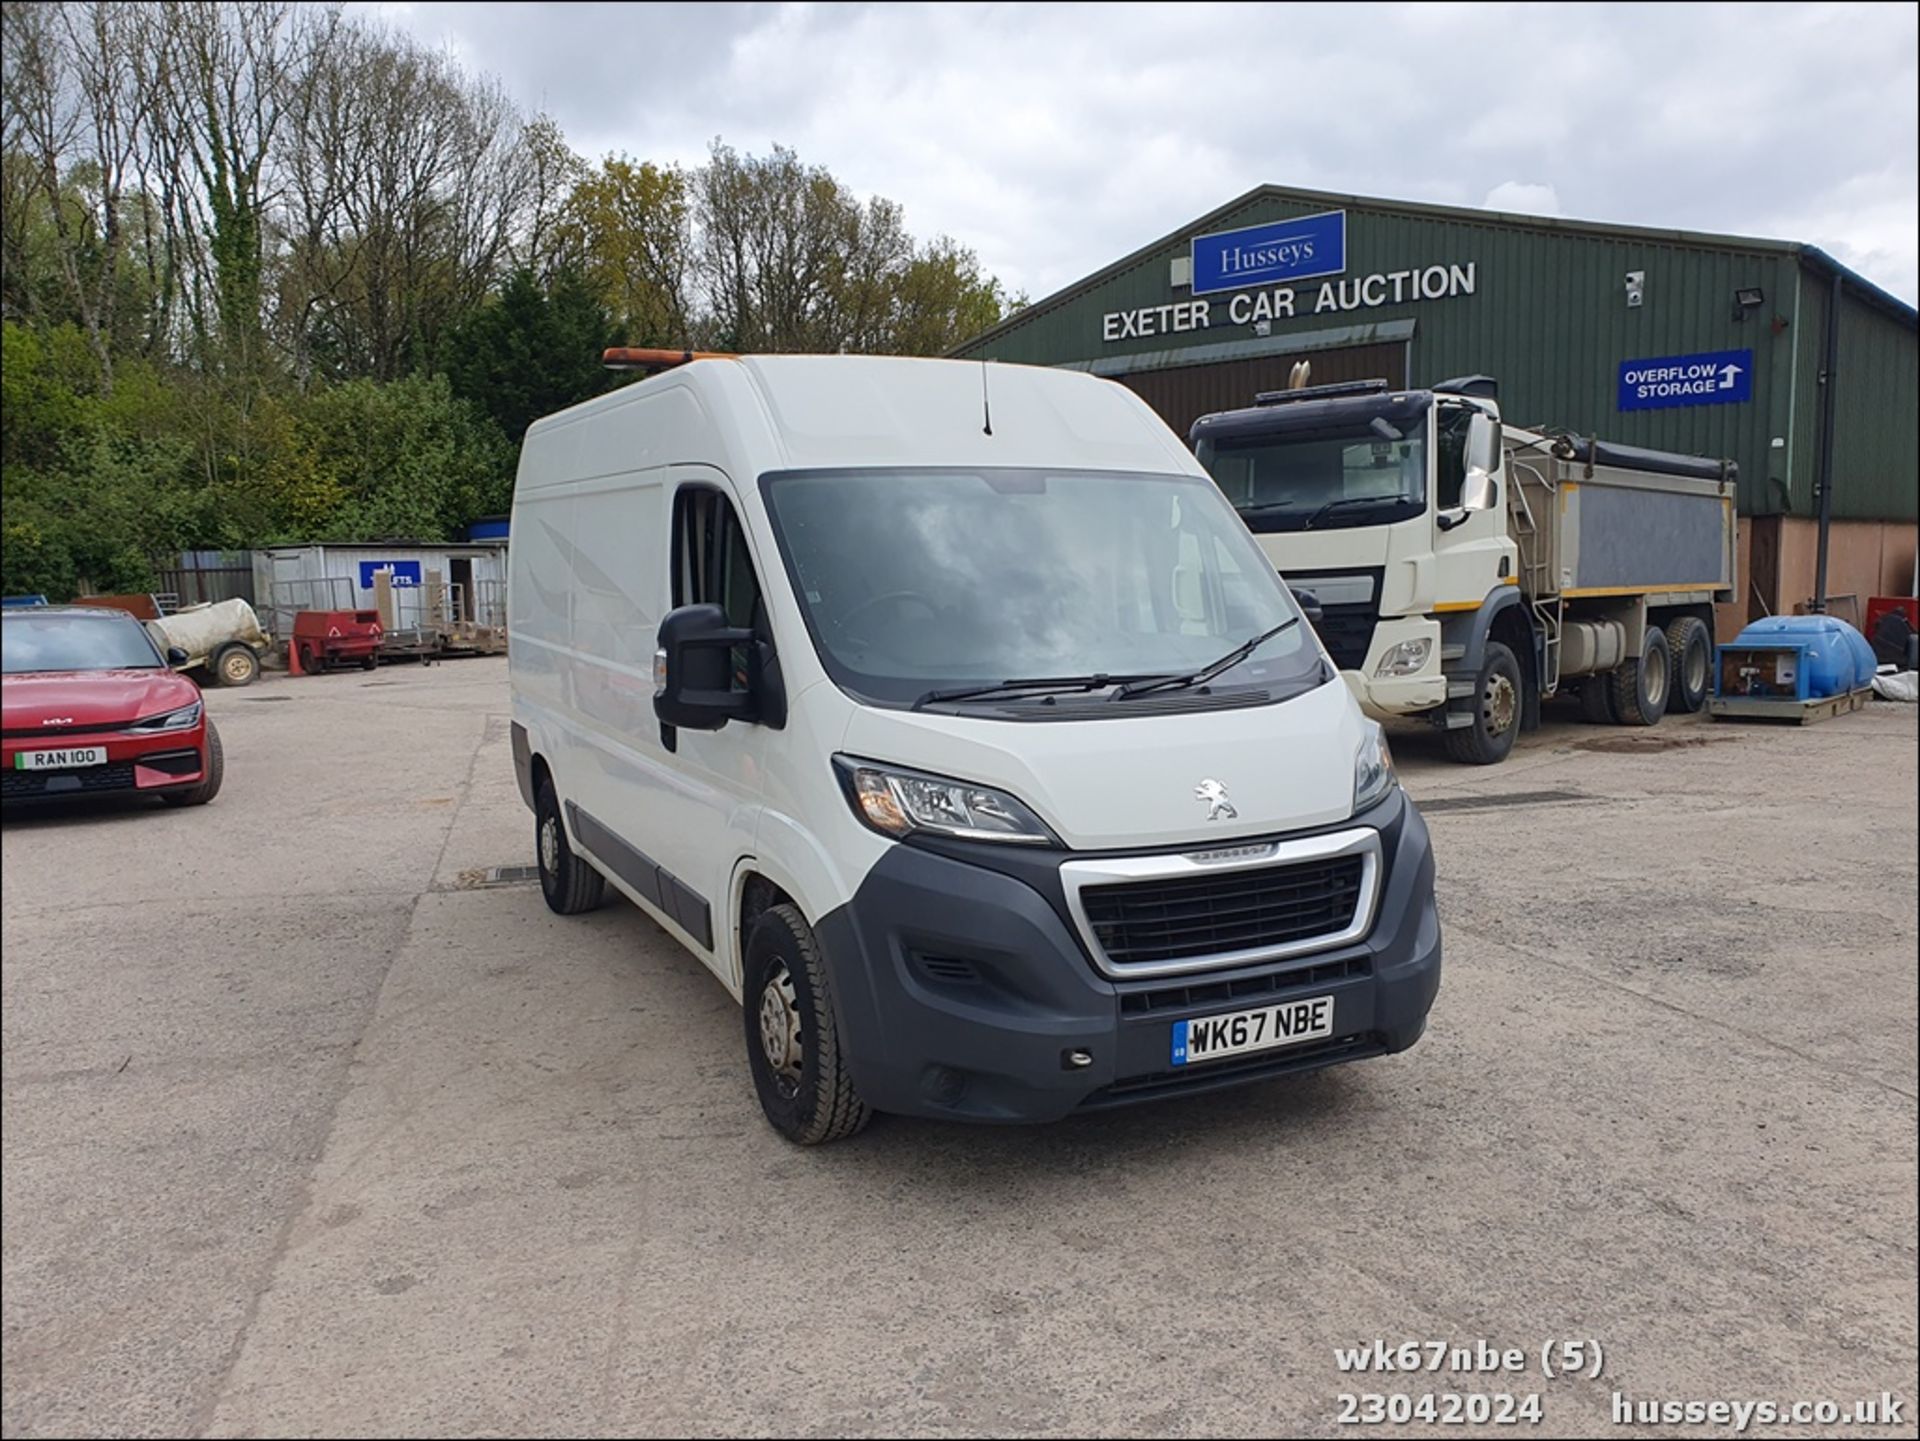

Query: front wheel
left=160, top=723, right=224, bottom=807
left=1443, top=640, right=1523, bottom=765
left=743, top=903, right=871, bottom=1145
left=534, top=776, right=605, bottom=915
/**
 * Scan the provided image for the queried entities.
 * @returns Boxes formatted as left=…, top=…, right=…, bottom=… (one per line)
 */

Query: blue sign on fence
left=1190, top=211, right=1346, bottom=296
left=357, top=560, right=423, bottom=589
left=1618, top=349, right=1753, bottom=412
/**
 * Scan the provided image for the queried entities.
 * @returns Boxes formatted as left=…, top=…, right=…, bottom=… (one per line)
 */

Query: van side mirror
left=166, top=645, right=190, bottom=666
left=1461, top=412, right=1500, bottom=513
left=1292, top=588, right=1324, bottom=630
left=654, top=603, right=758, bottom=730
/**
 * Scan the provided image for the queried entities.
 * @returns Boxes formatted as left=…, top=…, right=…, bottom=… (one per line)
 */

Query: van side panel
left=506, top=485, right=571, bottom=742
left=570, top=476, right=664, bottom=676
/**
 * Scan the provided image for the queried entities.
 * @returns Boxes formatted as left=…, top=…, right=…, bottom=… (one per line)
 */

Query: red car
left=2, top=606, right=224, bottom=808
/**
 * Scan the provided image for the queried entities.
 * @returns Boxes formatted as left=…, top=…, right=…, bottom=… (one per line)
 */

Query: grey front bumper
left=813, top=789, right=1441, bottom=1124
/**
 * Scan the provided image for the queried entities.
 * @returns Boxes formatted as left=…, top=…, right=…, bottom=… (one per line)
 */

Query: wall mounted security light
left=1733, top=286, right=1765, bottom=321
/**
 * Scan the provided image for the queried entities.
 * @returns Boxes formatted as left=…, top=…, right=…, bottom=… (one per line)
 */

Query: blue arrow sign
left=1618, top=348, right=1753, bottom=411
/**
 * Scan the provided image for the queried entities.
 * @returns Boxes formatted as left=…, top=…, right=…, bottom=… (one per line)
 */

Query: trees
left=692, top=140, right=1017, bottom=355
left=554, top=155, right=690, bottom=348
left=0, top=6, right=1024, bottom=600
left=443, top=267, right=614, bottom=447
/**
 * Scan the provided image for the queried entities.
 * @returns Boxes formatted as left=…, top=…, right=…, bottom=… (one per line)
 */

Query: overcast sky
left=353, top=1, right=1919, bottom=307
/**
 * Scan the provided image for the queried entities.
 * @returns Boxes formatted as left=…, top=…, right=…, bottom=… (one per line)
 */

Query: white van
left=508, top=355, right=1440, bottom=1143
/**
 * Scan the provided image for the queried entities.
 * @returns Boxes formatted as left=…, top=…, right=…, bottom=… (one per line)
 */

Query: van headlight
left=1374, top=638, right=1432, bottom=676
left=131, top=700, right=203, bottom=732
left=837, top=758, right=1055, bottom=844
left=1353, top=722, right=1397, bottom=812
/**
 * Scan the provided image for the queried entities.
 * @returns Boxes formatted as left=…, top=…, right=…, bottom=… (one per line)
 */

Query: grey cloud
left=353, top=1, right=1918, bottom=303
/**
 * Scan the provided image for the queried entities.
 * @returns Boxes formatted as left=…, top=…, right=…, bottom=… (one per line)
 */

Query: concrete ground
left=2, top=657, right=1914, bottom=1439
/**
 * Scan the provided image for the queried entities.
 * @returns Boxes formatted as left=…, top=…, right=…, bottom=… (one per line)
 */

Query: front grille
left=1313, top=604, right=1379, bottom=672
left=1119, top=955, right=1371, bottom=1016
left=1081, top=855, right=1366, bottom=967
left=2, top=761, right=136, bottom=799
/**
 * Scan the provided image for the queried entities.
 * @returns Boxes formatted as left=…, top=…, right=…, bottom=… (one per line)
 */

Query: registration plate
left=14, top=746, right=107, bottom=771
left=1172, top=994, right=1335, bottom=1067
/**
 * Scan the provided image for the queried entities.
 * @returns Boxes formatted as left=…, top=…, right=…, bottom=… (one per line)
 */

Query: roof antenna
left=980, top=361, right=993, bottom=436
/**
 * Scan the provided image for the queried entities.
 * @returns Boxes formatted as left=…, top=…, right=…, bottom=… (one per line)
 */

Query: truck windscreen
left=1196, top=429, right=1427, bottom=534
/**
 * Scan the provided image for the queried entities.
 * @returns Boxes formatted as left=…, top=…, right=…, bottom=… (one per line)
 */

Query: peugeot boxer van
left=508, top=355, right=1440, bottom=1143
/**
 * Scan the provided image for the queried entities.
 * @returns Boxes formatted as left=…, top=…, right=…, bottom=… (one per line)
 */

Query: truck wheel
left=1665, top=616, right=1712, bottom=713
left=534, top=777, right=605, bottom=915
left=743, top=903, right=872, bottom=1145
left=1443, top=640, right=1523, bottom=765
left=212, top=643, right=259, bottom=687
left=1579, top=677, right=1617, bottom=724
left=1608, top=628, right=1671, bottom=725
left=161, top=723, right=224, bottom=807
left=298, top=642, right=324, bottom=675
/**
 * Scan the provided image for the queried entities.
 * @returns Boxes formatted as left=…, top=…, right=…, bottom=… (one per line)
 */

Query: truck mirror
left=165, top=645, right=190, bottom=666
left=654, top=603, right=759, bottom=730
left=1462, top=413, right=1500, bottom=512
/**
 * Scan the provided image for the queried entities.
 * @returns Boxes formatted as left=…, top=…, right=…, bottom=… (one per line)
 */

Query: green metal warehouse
left=952, top=185, right=1918, bottom=629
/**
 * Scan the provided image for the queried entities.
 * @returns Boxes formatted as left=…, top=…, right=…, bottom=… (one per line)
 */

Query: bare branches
left=0, top=6, right=1016, bottom=387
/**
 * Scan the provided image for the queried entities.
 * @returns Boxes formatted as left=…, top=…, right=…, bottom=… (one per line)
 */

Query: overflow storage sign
left=1618, top=349, right=1752, bottom=412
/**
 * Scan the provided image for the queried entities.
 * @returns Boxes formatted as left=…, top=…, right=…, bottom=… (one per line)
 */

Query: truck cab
left=1192, top=378, right=1514, bottom=721
left=1193, top=376, right=1736, bottom=764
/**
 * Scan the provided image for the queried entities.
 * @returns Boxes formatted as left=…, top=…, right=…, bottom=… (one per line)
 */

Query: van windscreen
left=759, top=467, right=1320, bottom=710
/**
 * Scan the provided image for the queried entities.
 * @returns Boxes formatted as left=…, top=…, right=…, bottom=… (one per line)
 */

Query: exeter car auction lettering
left=1103, top=263, right=1477, bottom=343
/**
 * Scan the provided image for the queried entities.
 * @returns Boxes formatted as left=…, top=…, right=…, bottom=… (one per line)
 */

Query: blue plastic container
left=1735, top=615, right=1874, bottom=697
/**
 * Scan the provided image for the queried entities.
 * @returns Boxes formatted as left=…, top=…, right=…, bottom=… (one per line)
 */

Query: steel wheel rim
left=758, top=961, right=804, bottom=1098
left=223, top=653, right=249, bottom=683
left=1685, top=640, right=1707, bottom=696
left=1484, top=672, right=1518, bottom=735
left=1645, top=650, right=1668, bottom=708
left=539, top=815, right=560, bottom=876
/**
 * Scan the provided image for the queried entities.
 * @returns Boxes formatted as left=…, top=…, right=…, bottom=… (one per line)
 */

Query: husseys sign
left=1101, top=209, right=1480, bottom=343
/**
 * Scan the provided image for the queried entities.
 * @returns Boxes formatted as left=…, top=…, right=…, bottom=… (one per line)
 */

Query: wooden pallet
left=1708, top=685, right=1873, bottom=724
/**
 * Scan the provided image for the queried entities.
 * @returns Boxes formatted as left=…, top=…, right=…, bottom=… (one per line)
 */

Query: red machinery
left=292, top=609, right=383, bottom=673
left=1864, top=595, right=1919, bottom=670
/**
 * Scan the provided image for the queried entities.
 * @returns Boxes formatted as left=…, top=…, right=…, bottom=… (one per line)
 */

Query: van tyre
left=744, top=903, right=871, bottom=1145
left=1608, top=628, right=1671, bottom=726
left=1443, top=640, right=1523, bottom=765
left=1665, top=616, right=1712, bottom=714
left=161, top=723, right=224, bottom=807
left=534, top=777, right=605, bottom=915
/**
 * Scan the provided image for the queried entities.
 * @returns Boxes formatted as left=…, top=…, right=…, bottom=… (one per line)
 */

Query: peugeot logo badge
left=1194, top=778, right=1237, bottom=821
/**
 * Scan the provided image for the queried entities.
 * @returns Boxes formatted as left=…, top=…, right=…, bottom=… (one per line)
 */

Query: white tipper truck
left=1190, top=376, right=1738, bottom=764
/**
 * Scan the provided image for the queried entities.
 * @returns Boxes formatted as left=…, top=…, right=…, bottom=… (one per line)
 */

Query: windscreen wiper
left=1113, top=617, right=1301, bottom=700
left=1303, top=494, right=1405, bottom=529
left=913, top=673, right=1161, bottom=710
